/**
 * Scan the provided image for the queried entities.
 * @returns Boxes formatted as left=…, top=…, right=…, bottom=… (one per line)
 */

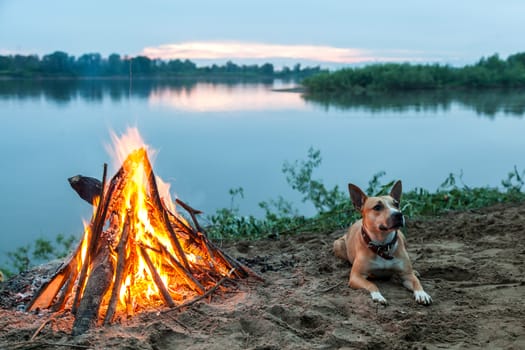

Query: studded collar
left=361, top=225, right=398, bottom=260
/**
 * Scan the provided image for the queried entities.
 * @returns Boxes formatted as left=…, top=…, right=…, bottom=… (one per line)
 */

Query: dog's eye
left=392, top=200, right=399, bottom=208
left=373, top=203, right=383, bottom=211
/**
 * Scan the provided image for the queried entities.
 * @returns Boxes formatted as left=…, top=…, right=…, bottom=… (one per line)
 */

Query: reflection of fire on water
left=27, top=127, right=259, bottom=335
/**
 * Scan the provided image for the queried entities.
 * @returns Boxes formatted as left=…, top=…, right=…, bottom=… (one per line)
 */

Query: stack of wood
left=26, top=148, right=259, bottom=335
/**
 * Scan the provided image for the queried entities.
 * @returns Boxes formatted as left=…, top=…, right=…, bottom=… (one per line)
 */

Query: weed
left=2, top=149, right=524, bottom=276
left=207, top=149, right=525, bottom=240
left=2, top=233, right=76, bottom=277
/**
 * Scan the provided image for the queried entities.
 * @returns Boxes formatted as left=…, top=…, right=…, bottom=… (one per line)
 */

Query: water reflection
left=1, top=79, right=524, bottom=117
left=149, top=82, right=304, bottom=111
left=302, top=89, right=525, bottom=118
left=0, top=77, right=278, bottom=106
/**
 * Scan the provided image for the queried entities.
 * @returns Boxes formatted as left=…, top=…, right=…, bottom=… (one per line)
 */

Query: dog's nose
left=393, top=211, right=403, bottom=219
left=392, top=211, right=405, bottom=226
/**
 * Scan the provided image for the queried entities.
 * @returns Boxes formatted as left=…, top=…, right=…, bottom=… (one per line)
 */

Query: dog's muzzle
left=380, top=211, right=405, bottom=231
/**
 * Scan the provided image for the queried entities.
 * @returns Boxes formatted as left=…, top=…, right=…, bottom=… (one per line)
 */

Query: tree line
left=0, top=51, right=326, bottom=79
left=302, top=52, right=525, bottom=92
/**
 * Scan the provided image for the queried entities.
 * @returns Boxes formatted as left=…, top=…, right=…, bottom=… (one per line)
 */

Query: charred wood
left=103, top=215, right=131, bottom=325
left=72, top=164, right=108, bottom=315
left=71, top=248, right=114, bottom=336
left=68, top=175, right=102, bottom=205
left=28, top=149, right=262, bottom=336
left=139, top=246, right=176, bottom=308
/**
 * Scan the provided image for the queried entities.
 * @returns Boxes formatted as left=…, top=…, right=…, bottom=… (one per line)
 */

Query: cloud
left=141, top=41, right=423, bottom=64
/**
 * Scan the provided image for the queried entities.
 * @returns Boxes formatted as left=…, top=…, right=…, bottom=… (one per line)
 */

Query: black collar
left=361, top=226, right=398, bottom=260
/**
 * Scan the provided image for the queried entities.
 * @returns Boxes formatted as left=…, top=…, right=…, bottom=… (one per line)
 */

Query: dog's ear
left=389, top=180, right=402, bottom=202
left=348, top=183, right=367, bottom=212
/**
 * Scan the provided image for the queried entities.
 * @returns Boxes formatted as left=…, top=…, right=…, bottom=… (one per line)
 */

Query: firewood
left=29, top=147, right=261, bottom=336
left=30, top=316, right=56, bottom=341
left=72, top=248, right=114, bottom=336
left=141, top=150, right=191, bottom=272
left=72, top=164, right=108, bottom=315
left=26, top=239, right=83, bottom=312
left=175, top=199, right=203, bottom=229
left=68, top=175, right=102, bottom=205
left=153, top=238, right=205, bottom=294
left=167, top=276, right=229, bottom=312
left=103, top=215, right=131, bottom=325
left=139, top=246, right=175, bottom=307
left=25, top=267, right=70, bottom=311
left=51, top=267, right=77, bottom=312
left=174, top=199, right=216, bottom=263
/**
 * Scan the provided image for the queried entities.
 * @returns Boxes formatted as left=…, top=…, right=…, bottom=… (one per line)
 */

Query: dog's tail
left=333, top=236, right=348, bottom=261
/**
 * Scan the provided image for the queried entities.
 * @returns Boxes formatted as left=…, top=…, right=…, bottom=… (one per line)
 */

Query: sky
left=1, top=0, right=524, bottom=68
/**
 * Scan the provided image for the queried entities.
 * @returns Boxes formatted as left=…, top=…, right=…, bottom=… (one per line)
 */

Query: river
left=1, top=78, right=524, bottom=263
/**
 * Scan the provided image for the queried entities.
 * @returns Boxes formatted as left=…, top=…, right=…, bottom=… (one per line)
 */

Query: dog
left=333, top=180, right=432, bottom=305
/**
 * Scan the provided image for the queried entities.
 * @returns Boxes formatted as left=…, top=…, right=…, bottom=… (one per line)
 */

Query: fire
left=27, top=127, right=257, bottom=334
left=86, top=128, right=224, bottom=312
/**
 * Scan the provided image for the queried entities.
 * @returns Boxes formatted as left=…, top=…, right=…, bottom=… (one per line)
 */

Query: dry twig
left=12, top=341, right=91, bottom=350
left=30, top=316, right=56, bottom=341
left=164, top=276, right=230, bottom=313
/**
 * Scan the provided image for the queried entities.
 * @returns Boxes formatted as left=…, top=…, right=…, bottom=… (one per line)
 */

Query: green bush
left=1, top=233, right=76, bottom=277
left=2, top=150, right=524, bottom=276
left=206, top=149, right=525, bottom=240
left=303, top=52, right=525, bottom=92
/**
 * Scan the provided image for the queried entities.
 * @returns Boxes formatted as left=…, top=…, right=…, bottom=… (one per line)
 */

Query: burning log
left=27, top=142, right=261, bottom=336
left=72, top=246, right=113, bottom=335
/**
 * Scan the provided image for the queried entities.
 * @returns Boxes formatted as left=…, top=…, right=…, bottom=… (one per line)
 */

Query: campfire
left=26, top=128, right=258, bottom=335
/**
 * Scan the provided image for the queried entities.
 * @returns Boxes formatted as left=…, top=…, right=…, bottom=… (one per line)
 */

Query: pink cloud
left=140, top=41, right=420, bottom=64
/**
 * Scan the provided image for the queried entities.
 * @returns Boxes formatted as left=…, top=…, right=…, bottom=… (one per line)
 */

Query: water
left=1, top=79, right=525, bottom=264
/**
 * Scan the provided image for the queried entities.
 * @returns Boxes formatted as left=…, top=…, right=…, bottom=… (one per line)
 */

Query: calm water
left=1, top=79, right=525, bottom=263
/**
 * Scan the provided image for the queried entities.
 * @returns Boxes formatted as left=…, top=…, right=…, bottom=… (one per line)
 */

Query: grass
left=206, top=150, right=525, bottom=240
left=1, top=149, right=524, bottom=278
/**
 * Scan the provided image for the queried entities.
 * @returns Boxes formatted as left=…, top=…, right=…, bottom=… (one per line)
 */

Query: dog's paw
left=370, top=291, right=387, bottom=304
left=414, top=290, right=432, bottom=305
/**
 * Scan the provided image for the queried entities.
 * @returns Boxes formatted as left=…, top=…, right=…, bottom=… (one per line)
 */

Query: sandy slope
left=1, top=202, right=524, bottom=349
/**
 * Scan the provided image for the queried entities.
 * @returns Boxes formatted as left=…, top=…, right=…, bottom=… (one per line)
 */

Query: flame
left=109, top=132, right=171, bottom=307
left=74, top=127, right=230, bottom=318
left=25, top=126, right=250, bottom=326
left=106, top=128, right=155, bottom=168
left=78, top=222, right=91, bottom=280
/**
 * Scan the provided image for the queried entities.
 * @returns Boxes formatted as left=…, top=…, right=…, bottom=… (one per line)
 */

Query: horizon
left=1, top=48, right=520, bottom=72
left=1, top=1, right=524, bottom=70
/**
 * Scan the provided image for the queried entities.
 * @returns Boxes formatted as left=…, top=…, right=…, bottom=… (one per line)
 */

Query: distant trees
left=107, top=53, right=125, bottom=75
left=0, top=51, right=325, bottom=79
left=76, top=53, right=103, bottom=76
left=163, top=58, right=197, bottom=74
left=4, top=50, right=525, bottom=90
left=42, top=51, right=74, bottom=75
left=302, top=52, right=525, bottom=92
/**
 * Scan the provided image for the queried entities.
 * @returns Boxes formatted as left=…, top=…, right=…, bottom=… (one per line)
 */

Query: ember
left=26, top=128, right=258, bottom=335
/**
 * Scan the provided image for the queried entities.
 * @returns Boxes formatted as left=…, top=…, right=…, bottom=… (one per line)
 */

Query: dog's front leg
left=349, top=270, right=387, bottom=304
left=401, top=272, right=432, bottom=305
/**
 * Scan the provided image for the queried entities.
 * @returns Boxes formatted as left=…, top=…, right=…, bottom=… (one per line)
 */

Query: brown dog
left=333, top=180, right=432, bottom=305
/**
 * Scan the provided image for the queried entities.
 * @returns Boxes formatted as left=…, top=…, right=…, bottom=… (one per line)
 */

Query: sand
left=1, top=202, right=524, bottom=349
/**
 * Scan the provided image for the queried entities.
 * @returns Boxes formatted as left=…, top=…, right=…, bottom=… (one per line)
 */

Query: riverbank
left=1, top=201, right=524, bottom=349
